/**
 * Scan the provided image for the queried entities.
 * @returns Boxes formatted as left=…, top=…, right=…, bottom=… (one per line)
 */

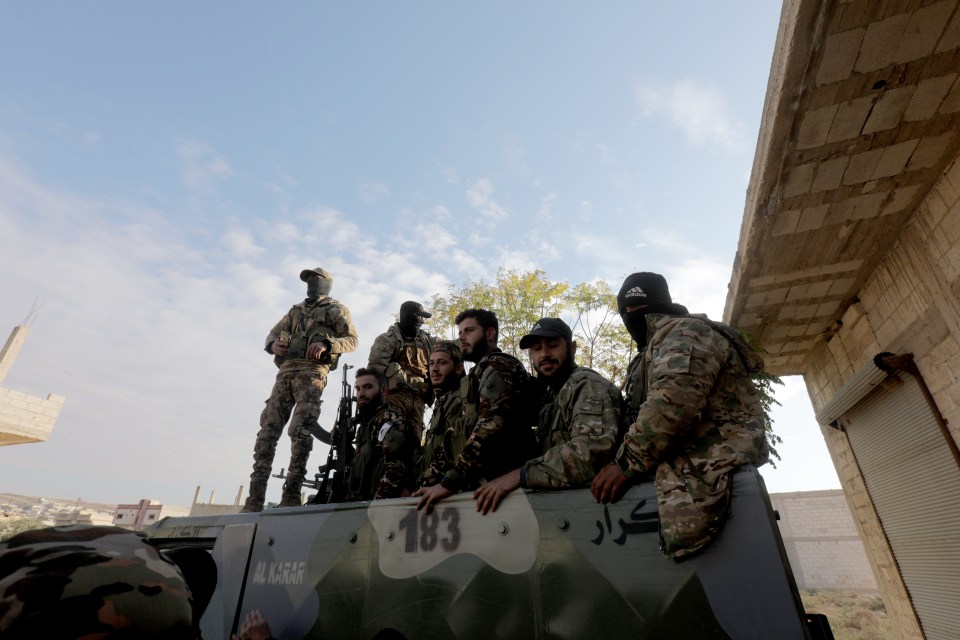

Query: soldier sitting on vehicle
left=474, top=318, right=622, bottom=514
left=418, top=340, right=467, bottom=484
left=591, top=271, right=769, bottom=559
left=414, top=308, right=538, bottom=512
left=346, top=367, right=418, bottom=501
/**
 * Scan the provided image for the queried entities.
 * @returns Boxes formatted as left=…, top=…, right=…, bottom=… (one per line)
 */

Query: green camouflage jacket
left=347, top=403, right=417, bottom=500
left=419, top=386, right=466, bottom=485
left=615, top=313, right=768, bottom=558
left=0, top=525, right=194, bottom=638
left=367, top=323, right=434, bottom=396
left=434, top=349, right=537, bottom=491
left=265, top=296, right=359, bottom=374
left=524, top=366, right=622, bottom=489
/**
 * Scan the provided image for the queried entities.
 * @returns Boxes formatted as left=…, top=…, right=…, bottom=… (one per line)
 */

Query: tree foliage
left=428, top=268, right=783, bottom=458
left=0, top=515, right=48, bottom=541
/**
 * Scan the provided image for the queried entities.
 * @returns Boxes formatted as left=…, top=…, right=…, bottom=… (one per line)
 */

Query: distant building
left=770, top=490, right=878, bottom=593
left=0, top=325, right=65, bottom=446
left=188, top=485, right=245, bottom=517
left=53, top=509, right=114, bottom=527
left=113, top=499, right=189, bottom=531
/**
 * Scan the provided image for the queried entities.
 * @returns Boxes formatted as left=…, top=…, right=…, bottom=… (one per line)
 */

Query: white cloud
left=222, top=229, right=264, bottom=257
left=438, top=164, right=460, bottom=185
left=359, top=180, right=390, bottom=203
left=178, top=138, right=232, bottom=192
left=465, top=178, right=509, bottom=221
left=536, top=193, right=557, bottom=222
left=635, top=81, right=747, bottom=152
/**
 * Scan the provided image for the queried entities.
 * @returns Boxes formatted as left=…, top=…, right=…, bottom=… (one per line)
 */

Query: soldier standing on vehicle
left=346, top=367, right=417, bottom=500
left=418, top=340, right=466, bottom=484
left=591, top=272, right=769, bottom=559
left=474, top=318, right=622, bottom=514
left=367, top=301, right=435, bottom=439
left=242, top=267, right=359, bottom=512
left=414, top=309, right=537, bottom=512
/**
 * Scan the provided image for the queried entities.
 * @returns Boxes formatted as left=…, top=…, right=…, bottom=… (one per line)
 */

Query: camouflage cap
left=431, top=340, right=462, bottom=363
left=0, top=525, right=194, bottom=639
left=300, top=266, right=333, bottom=282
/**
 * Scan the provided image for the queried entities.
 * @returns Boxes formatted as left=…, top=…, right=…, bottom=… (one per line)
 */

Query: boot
left=241, top=478, right=267, bottom=513
left=278, top=480, right=302, bottom=508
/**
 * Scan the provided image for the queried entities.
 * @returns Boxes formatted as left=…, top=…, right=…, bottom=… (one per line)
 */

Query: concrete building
left=0, top=325, right=65, bottom=445
left=187, top=485, right=244, bottom=517
left=726, top=1, right=960, bottom=638
left=771, top=490, right=878, bottom=593
left=113, top=499, right=189, bottom=531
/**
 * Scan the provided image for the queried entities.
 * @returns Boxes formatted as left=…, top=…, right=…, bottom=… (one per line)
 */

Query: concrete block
left=826, top=200, right=855, bottom=225
left=746, top=292, right=766, bottom=309
left=940, top=75, right=960, bottom=113
left=936, top=6, right=960, bottom=52
left=798, top=204, right=830, bottom=231
left=871, top=139, right=920, bottom=179
left=797, top=104, right=839, bottom=149
left=943, top=155, right=960, bottom=199
left=811, top=157, right=850, bottom=192
left=777, top=306, right=798, bottom=321
left=809, top=280, right=833, bottom=297
left=829, top=278, right=856, bottom=296
left=907, top=133, right=953, bottom=171
left=772, top=209, right=801, bottom=236
left=903, top=73, right=956, bottom=121
left=827, top=96, right=876, bottom=142
left=783, top=162, right=817, bottom=197
left=855, top=13, right=910, bottom=73
left=938, top=204, right=960, bottom=244
left=862, top=86, right=916, bottom=134
left=892, top=1, right=954, bottom=64
left=882, top=184, right=922, bottom=216
left=816, top=301, right=841, bottom=316
left=850, top=191, right=888, bottom=219
left=765, top=287, right=789, bottom=305
left=818, top=28, right=865, bottom=85
left=844, top=148, right=884, bottom=185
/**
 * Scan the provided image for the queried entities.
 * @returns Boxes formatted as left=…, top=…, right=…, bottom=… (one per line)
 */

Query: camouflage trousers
left=655, top=459, right=736, bottom=560
left=249, top=369, right=328, bottom=501
left=385, top=390, right=424, bottom=441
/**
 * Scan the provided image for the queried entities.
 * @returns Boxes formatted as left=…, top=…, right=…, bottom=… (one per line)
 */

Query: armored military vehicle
left=148, top=466, right=831, bottom=639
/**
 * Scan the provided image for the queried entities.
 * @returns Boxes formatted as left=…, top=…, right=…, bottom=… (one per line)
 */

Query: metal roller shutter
left=840, top=370, right=960, bottom=640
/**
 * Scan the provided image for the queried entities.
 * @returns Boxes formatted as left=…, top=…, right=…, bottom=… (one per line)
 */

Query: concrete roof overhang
left=724, top=0, right=960, bottom=375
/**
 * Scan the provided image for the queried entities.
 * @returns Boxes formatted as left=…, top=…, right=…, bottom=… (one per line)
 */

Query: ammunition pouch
left=379, top=423, right=406, bottom=454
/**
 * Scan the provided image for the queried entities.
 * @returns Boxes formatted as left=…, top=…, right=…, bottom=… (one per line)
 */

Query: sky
left=0, top=2, right=840, bottom=508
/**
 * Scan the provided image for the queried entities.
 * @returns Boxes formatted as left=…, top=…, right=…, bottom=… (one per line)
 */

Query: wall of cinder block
left=803, top=152, right=960, bottom=640
left=770, top=490, right=878, bottom=592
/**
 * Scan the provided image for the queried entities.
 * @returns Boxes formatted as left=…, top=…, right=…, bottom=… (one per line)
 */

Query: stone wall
left=804, top=153, right=960, bottom=640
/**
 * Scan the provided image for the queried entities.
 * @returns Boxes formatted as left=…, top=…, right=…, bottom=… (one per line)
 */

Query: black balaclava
left=617, top=272, right=688, bottom=347
left=306, top=275, right=332, bottom=302
left=398, top=308, right=424, bottom=338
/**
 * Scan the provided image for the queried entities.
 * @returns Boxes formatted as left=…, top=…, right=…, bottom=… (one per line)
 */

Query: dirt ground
left=801, top=590, right=896, bottom=640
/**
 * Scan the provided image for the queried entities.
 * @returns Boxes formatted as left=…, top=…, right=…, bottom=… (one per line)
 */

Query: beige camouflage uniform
left=346, top=403, right=416, bottom=500
left=250, top=296, right=358, bottom=508
left=426, top=349, right=538, bottom=492
left=419, top=386, right=467, bottom=485
left=524, top=365, right=622, bottom=489
left=367, top=323, right=434, bottom=439
left=615, top=313, right=768, bottom=559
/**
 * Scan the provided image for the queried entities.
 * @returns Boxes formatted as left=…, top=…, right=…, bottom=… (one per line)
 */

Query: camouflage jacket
left=419, top=385, right=467, bottom=485
left=367, top=324, right=434, bottom=396
left=346, top=403, right=417, bottom=501
left=0, top=525, right=194, bottom=638
left=265, top=296, right=359, bottom=374
left=434, top=349, right=538, bottom=491
left=524, top=366, right=622, bottom=489
left=616, top=313, right=768, bottom=558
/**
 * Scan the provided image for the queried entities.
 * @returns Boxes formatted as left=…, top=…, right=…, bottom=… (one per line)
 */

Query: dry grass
left=801, top=590, right=896, bottom=640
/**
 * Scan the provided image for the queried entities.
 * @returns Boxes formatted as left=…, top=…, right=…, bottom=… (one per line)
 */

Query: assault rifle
left=308, top=363, right=355, bottom=504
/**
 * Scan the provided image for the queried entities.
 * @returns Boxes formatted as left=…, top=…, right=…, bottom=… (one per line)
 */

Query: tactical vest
left=283, top=299, right=343, bottom=369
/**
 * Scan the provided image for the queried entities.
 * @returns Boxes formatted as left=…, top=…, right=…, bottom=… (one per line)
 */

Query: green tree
left=0, top=515, right=48, bottom=541
left=564, top=280, right=633, bottom=386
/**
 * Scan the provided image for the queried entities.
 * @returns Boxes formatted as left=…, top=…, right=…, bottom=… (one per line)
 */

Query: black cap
left=519, top=317, right=573, bottom=349
left=400, top=301, right=432, bottom=318
left=617, top=272, right=672, bottom=312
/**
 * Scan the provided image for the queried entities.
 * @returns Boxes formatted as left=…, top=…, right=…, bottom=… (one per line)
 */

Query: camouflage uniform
left=367, top=323, right=434, bottom=439
left=427, top=349, right=538, bottom=492
left=523, top=365, right=622, bottom=489
left=419, top=386, right=466, bottom=485
left=0, top=525, right=194, bottom=639
left=249, top=295, right=358, bottom=509
left=615, top=313, right=769, bottom=559
left=346, top=402, right=418, bottom=500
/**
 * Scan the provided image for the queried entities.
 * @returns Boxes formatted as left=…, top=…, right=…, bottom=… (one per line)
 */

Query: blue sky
left=0, top=2, right=839, bottom=507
